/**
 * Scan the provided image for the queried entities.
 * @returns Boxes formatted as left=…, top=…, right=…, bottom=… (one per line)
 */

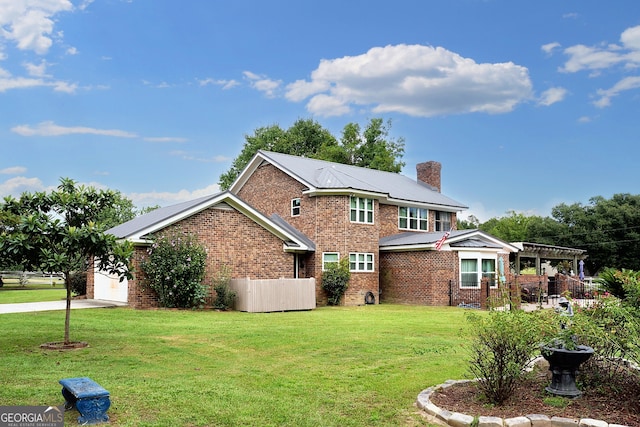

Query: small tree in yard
left=322, top=257, right=351, bottom=305
left=0, top=178, right=133, bottom=346
left=140, top=230, right=208, bottom=309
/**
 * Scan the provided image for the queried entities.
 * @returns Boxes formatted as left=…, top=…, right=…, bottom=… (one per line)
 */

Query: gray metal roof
left=105, top=191, right=315, bottom=252
left=235, top=151, right=467, bottom=210
left=379, top=229, right=519, bottom=252
left=270, top=214, right=316, bottom=251
left=107, top=193, right=221, bottom=239
left=379, top=229, right=470, bottom=247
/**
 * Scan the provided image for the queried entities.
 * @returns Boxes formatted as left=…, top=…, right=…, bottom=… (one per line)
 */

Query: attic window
left=291, top=198, right=301, bottom=217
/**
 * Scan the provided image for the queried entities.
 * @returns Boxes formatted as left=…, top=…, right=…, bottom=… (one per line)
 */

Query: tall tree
left=0, top=178, right=133, bottom=345
left=219, top=117, right=405, bottom=190
left=552, top=194, right=640, bottom=273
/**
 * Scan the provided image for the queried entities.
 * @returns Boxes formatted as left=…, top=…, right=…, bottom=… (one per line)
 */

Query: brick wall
left=237, top=163, right=381, bottom=306
left=380, top=250, right=457, bottom=305
left=126, top=205, right=297, bottom=309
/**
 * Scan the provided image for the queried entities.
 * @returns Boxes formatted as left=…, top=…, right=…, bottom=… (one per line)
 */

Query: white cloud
left=198, top=77, right=239, bottom=90
left=593, top=75, right=640, bottom=107
left=0, top=0, right=73, bottom=55
left=0, top=166, right=27, bottom=174
left=23, top=60, right=50, bottom=77
left=0, top=66, right=76, bottom=93
left=128, top=184, right=221, bottom=209
left=0, top=176, right=46, bottom=198
left=560, top=24, right=640, bottom=73
left=243, top=71, right=282, bottom=98
left=541, top=42, right=561, bottom=55
left=538, top=87, right=568, bottom=106
left=11, top=121, right=138, bottom=138
left=283, top=44, right=533, bottom=118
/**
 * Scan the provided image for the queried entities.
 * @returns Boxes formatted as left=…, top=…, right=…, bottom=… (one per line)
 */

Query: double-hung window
left=291, top=198, right=301, bottom=217
left=399, top=207, right=428, bottom=231
left=435, top=211, right=451, bottom=231
left=349, top=253, right=374, bottom=272
left=460, top=253, right=497, bottom=288
left=322, top=252, right=339, bottom=271
left=350, top=196, right=373, bottom=224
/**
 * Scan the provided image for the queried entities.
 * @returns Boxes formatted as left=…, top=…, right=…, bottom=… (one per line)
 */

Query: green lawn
left=0, top=288, right=67, bottom=303
left=0, top=305, right=474, bottom=426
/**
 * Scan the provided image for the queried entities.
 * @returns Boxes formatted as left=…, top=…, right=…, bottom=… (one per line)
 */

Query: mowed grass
left=0, top=305, right=474, bottom=426
left=0, top=288, right=67, bottom=303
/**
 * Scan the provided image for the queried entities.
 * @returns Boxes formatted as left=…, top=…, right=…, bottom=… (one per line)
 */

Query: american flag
left=435, top=228, right=452, bottom=251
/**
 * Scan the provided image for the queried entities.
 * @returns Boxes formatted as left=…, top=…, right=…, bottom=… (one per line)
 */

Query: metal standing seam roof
left=379, top=229, right=519, bottom=252
left=106, top=193, right=221, bottom=239
left=105, top=191, right=315, bottom=252
left=243, top=150, right=468, bottom=210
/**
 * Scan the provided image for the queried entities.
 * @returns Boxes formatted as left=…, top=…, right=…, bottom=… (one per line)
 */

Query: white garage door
left=93, top=269, right=128, bottom=303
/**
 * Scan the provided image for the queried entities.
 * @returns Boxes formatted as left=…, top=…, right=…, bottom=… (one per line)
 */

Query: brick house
left=90, top=150, right=518, bottom=308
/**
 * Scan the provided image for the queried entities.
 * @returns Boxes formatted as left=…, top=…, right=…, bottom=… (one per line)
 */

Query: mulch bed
left=429, top=366, right=640, bottom=426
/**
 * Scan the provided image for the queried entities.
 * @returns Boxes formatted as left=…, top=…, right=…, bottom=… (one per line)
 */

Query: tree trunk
left=64, top=272, right=71, bottom=345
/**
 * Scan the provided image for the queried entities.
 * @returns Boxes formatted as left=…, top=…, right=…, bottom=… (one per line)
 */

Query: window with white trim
left=435, top=211, right=451, bottom=231
left=460, top=254, right=497, bottom=288
left=291, top=198, right=301, bottom=217
left=322, top=252, right=339, bottom=271
left=399, top=206, right=428, bottom=231
left=350, top=196, right=374, bottom=224
left=349, top=252, right=374, bottom=272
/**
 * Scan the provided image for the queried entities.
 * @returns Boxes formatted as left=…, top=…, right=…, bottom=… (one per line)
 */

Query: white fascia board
left=379, top=244, right=434, bottom=252
left=303, top=188, right=385, bottom=199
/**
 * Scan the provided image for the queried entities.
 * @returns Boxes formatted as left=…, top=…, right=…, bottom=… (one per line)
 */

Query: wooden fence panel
left=229, top=278, right=316, bottom=313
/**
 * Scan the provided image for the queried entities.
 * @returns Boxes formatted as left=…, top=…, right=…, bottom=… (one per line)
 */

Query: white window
left=399, top=207, right=428, bottom=231
left=349, top=253, right=374, bottom=272
left=435, top=211, right=451, bottom=231
left=460, top=253, right=497, bottom=288
left=291, top=198, right=301, bottom=217
left=350, top=196, right=374, bottom=224
left=322, top=252, right=339, bottom=271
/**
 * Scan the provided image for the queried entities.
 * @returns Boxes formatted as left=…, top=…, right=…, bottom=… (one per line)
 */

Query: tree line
left=457, top=193, right=640, bottom=274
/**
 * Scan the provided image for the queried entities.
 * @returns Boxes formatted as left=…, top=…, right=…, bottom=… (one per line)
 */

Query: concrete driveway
left=0, top=299, right=126, bottom=314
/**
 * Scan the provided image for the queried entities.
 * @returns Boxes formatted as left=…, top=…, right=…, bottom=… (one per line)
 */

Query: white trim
left=349, top=252, right=375, bottom=272
left=322, top=252, right=340, bottom=271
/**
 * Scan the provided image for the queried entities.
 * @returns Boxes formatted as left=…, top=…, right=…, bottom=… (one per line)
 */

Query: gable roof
left=379, top=229, right=519, bottom=252
left=106, top=191, right=314, bottom=252
left=230, top=150, right=468, bottom=211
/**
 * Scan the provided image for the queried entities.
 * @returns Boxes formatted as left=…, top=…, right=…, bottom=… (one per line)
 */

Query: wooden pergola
left=511, top=242, right=587, bottom=275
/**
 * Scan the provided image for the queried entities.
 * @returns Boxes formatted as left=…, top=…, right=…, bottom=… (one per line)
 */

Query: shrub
left=68, top=272, right=87, bottom=296
left=466, top=309, right=549, bottom=405
left=140, top=230, right=207, bottom=308
left=596, top=268, right=640, bottom=303
left=212, top=265, right=236, bottom=310
left=321, top=257, right=350, bottom=305
left=573, top=296, right=640, bottom=387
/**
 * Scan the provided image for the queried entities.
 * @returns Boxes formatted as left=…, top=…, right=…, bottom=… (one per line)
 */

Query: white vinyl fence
left=229, top=278, right=316, bottom=313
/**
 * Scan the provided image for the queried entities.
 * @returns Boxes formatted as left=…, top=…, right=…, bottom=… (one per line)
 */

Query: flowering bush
left=140, top=231, right=207, bottom=308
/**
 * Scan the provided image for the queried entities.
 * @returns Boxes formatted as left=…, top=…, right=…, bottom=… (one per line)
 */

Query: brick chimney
left=416, top=161, right=441, bottom=192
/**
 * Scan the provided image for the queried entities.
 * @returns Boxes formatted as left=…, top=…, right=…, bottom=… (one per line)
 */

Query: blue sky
left=1, top=0, right=639, bottom=222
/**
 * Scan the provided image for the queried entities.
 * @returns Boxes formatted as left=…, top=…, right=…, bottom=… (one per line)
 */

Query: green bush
left=321, top=257, right=350, bottom=305
left=140, top=230, right=207, bottom=309
left=212, top=265, right=236, bottom=310
left=572, top=296, right=640, bottom=387
left=68, top=272, right=87, bottom=296
left=596, top=268, right=640, bottom=303
left=466, top=309, right=549, bottom=405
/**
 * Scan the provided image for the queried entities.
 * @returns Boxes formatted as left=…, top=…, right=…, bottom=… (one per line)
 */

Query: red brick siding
left=238, top=164, right=381, bottom=306
left=380, top=250, right=457, bottom=305
left=126, top=206, right=296, bottom=309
